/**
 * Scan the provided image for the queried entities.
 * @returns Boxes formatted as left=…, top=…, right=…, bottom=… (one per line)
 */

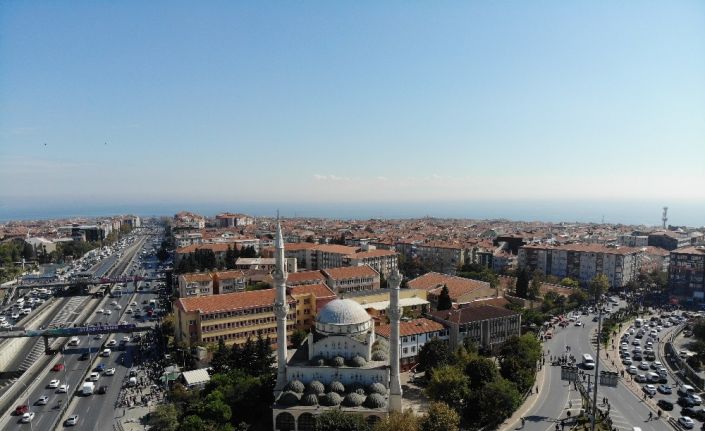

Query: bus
left=582, top=354, right=595, bottom=369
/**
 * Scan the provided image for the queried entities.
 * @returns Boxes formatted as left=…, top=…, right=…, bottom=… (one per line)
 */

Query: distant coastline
left=1, top=200, right=703, bottom=228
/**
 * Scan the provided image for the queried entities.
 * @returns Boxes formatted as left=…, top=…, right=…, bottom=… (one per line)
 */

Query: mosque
left=270, top=221, right=403, bottom=431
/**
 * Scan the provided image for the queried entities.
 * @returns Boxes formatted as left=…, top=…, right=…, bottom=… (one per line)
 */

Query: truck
left=81, top=382, right=95, bottom=395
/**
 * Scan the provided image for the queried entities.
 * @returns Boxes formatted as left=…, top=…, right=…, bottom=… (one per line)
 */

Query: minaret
left=387, top=268, right=403, bottom=412
left=273, top=219, right=289, bottom=396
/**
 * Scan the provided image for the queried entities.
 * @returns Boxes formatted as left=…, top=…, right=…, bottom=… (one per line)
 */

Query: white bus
left=582, top=354, right=595, bottom=369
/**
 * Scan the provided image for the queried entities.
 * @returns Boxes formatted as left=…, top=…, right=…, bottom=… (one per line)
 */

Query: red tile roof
left=671, top=246, right=705, bottom=255
left=375, top=318, right=445, bottom=339
left=286, top=271, right=326, bottom=285
left=521, top=243, right=642, bottom=256
left=408, top=272, right=489, bottom=293
left=429, top=304, right=518, bottom=324
left=314, top=244, right=360, bottom=255
left=180, top=273, right=213, bottom=283
left=214, top=270, right=247, bottom=280
left=322, top=265, right=379, bottom=280
left=284, top=243, right=319, bottom=252
left=176, top=289, right=292, bottom=314
left=176, top=243, right=231, bottom=254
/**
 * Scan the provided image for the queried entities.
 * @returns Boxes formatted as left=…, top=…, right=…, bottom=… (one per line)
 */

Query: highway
left=0, top=234, right=149, bottom=430
left=523, top=303, right=665, bottom=431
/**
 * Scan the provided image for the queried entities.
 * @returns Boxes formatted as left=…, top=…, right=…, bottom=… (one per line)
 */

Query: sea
left=1, top=200, right=703, bottom=227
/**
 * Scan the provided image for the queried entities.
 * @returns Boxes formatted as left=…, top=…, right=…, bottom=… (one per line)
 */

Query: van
left=101, top=348, right=111, bottom=357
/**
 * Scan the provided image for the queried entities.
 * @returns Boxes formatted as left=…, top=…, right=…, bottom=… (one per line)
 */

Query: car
left=682, top=407, right=705, bottom=421
left=642, top=384, right=657, bottom=396
left=89, top=372, right=100, bottom=381
left=657, top=399, right=674, bottom=411
left=79, top=352, right=90, bottom=360
left=104, top=367, right=116, bottom=376
left=104, top=309, right=112, bottom=315
left=679, top=416, right=695, bottom=429
left=110, top=300, right=118, bottom=306
left=658, top=384, right=673, bottom=394
left=96, top=309, right=104, bottom=314
left=692, top=394, right=703, bottom=405
left=65, top=415, right=79, bottom=426
left=107, top=340, right=117, bottom=347
left=622, top=358, right=633, bottom=365
left=48, top=379, right=60, bottom=388
left=101, top=349, right=111, bottom=357
left=633, top=353, right=643, bottom=361
left=94, top=334, right=103, bottom=340
left=633, top=346, right=642, bottom=353
left=632, top=340, right=641, bottom=346
left=125, top=308, right=133, bottom=314
left=20, top=412, right=35, bottom=423
left=679, top=396, right=699, bottom=407
left=651, top=361, right=662, bottom=369
left=14, top=405, right=29, bottom=415
left=52, top=363, right=65, bottom=372
left=57, top=384, right=69, bottom=393
left=122, top=336, right=130, bottom=343
left=115, top=304, right=122, bottom=310
left=627, top=365, right=638, bottom=375
left=97, top=385, right=108, bottom=394
left=635, top=374, right=647, bottom=383
left=35, top=394, right=49, bottom=405
left=639, top=361, right=650, bottom=370
left=574, top=321, right=582, bottom=326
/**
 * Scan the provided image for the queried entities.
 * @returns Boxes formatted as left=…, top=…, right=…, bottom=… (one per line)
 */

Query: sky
left=1, top=1, right=704, bottom=224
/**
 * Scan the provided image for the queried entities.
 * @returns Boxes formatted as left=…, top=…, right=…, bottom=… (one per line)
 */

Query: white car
left=94, top=334, right=103, bottom=340
left=48, top=379, right=60, bottom=388
left=115, top=304, right=122, bottom=310
left=57, top=384, right=69, bottom=393
left=106, top=340, right=117, bottom=347
left=96, top=309, right=104, bottom=314
left=110, top=300, right=118, bottom=306
left=89, top=372, right=100, bottom=381
left=627, top=366, right=638, bottom=375
left=105, top=309, right=112, bottom=315
left=101, top=349, right=111, bottom=357
left=642, top=384, right=657, bottom=396
left=20, top=412, right=35, bottom=423
left=639, top=361, right=650, bottom=370
left=679, top=416, right=695, bottom=429
left=104, top=368, right=116, bottom=376
left=36, top=395, right=49, bottom=405
left=65, top=415, right=79, bottom=426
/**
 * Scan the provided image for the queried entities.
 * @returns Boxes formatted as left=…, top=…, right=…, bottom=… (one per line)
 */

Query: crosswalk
left=563, top=386, right=632, bottom=431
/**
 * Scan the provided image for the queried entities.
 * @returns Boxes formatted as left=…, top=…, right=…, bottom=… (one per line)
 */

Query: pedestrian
left=536, top=386, right=539, bottom=394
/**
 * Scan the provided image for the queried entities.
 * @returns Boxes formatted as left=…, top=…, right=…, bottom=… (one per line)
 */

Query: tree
left=149, top=403, right=179, bottom=431
left=464, top=378, right=521, bottom=428
left=180, top=415, right=207, bottom=431
left=417, top=338, right=453, bottom=377
left=588, top=273, right=610, bottom=301
left=314, top=409, right=370, bottom=431
left=693, top=319, right=705, bottom=342
left=291, top=329, right=308, bottom=348
left=464, top=357, right=499, bottom=389
left=436, top=285, right=452, bottom=311
left=425, top=365, right=469, bottom=412
left=529, top=273, right=542, bottom=299
left=498, top=334, right=541, bottom=393
left=568, top=289, right=588, bottom=306
left=560, top=277, right=579, bottom=288
left=201, top=391, right=232, bottom=424
left=211, top=339, right=230, bottom=374
left=420, top=402, right=460, bottom=431
left=374, top=410, right=420, bottom=431
left=225, top=246, right=237, bottom=269
left=515, top=268, right=529, bottom=298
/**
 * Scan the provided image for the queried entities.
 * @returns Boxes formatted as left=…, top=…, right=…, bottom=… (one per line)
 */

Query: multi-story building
left=427, top=304, right=521, bottom=351
left=174, top=289, right=297, bottom=348
left=344, top=248, right=399, bottom=277
left=669, top=246, right=705, bottom=301
left=322, top=265, right=380, bottom=294
left=407, top=272, right=499, bottom=308
left=174, top=232, right=203, bottom=248
left=289, top=283, right=337, bottom=332
left=311, top=244, right=359, bottom=269
left=215, top=213, right=254, bottom=228
left=178, top=273, right=215, bottom=297
left=282, top=243, right=319, bottom=269
left=212, top=270, right=247, bottom=294
left=648, top=231, right=692, bottom=251
left=517, top=243, right=642, bottom=288
left=175, top=243, right=231, bottom=264
left=375, top=318, right=448, bottom=370
left=345, top=288, right=430, bottom=322
left=396, top=241, right=467, bottom=275
left=617, top=234, right=649, bottom=248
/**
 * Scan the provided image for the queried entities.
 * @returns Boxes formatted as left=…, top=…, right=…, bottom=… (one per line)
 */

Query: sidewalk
left=115, top=404, right=150, bottom=430
left=499, top=354, right=549, bottom=431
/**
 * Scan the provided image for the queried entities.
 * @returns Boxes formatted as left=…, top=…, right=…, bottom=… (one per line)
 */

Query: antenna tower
left=662, top=206, right=668, bottom=229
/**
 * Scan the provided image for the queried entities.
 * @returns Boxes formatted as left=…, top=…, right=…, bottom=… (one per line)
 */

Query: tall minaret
left=273, top=218, right=289, bottom=396
left=387, top=268, right=403, bottom=412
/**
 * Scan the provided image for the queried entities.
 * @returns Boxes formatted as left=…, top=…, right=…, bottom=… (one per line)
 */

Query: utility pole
left=591, top=304, right=603, bottom=431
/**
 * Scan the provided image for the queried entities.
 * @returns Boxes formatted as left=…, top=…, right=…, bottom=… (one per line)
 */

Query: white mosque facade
left=271, top=221, right=403, bottom=431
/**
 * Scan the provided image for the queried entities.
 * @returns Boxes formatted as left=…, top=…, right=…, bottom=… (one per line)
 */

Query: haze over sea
left=1, top=200, right=703, bottom=228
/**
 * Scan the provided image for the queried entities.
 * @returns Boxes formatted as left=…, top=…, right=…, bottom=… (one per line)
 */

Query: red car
left=52, top=363, right=65, bottom=372
left=14, top=405, right=28, bottom=415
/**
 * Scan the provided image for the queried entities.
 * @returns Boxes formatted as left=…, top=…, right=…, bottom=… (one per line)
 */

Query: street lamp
left=591, top=302, right=604, bottom=431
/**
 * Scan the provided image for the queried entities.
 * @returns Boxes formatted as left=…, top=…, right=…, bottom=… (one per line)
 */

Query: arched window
left=366, top=415, right=381, bottom=427
left=275, top=412, right=295, bottom=431
left=298, top=413, right=316, bottom=431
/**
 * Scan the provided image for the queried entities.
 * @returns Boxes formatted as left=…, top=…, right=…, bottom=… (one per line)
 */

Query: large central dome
left=315, top=299, right=372, bottom=335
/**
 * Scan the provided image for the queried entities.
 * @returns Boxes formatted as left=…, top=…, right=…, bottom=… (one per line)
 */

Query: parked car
left=657, top=399, right=674, bottom=411
left=642, top=384, right=657, bottom=396
left=678, top=416, right=695, bottom=429
left=658, top=384, right=672, bottom=395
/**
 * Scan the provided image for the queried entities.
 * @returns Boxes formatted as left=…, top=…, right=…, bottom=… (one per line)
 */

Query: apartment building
left=174, top=232, right=203, bottom=248
left=213, top=270, right=247, bottom=294
left=344, top=248, right=399, bottom=277
left=517, top=243, right=642, bottom=288
left=177, top=270, right=248, bottom=297
left=427, top=305, right=521, bottom=351
left=648, top=231, right=693, bottom=251
left=408, top=272, right=498, bottom=308
left=345, top=288, right=430, bottom=322
left=174, top=289, right=297, bottom=348
left=175, top=243, right=231, bottom=264
left=668, top=246, right=705, bottom=301
left=375, top=318, right=448, bottom=370
left=321, top=265, right=380, bottom=294
left=215, top=213, right=254, bottom=228
left=289, top=282, right=337, bottom=331
left=396, top=241, right=467, bottom=275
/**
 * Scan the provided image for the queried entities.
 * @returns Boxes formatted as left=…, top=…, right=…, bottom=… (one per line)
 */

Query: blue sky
left=1, top=1, right=704, bottom=217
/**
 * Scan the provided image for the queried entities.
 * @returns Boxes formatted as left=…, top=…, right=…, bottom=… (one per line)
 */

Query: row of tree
left=416, top=334, right=542, bottom=430
left=174, top=245, right=259, bottom=274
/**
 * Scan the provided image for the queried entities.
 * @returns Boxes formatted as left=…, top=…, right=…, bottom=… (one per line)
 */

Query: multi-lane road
left=0, top=232, right=162, bottom=430
left=522, top=303, right=666, bottom=431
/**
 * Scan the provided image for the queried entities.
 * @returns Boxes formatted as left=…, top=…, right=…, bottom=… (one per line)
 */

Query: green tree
left=202, top=391, right=232, bottom=424
left=291, top=329, right=308, bottom=347
left=374, top=410, right=420, bottom=431
left=149, top=403, right=179, bottom=431
left=436, top=285, right=453, bottom=311
left=588, top=273, right=610, bottom=301
left=568, top=289, right=588, bottom=306
left=420, top=401, right=460, bottom=431
left=425, top=365, right=469, bottom=412
left=693, top=319, right=705, bottom=342
left=314, top=409, right=370, bottom=431
left=180, top=415, right=207, bottom=431
left=559, top=277, right=580, bottom=288
left=529, top=273, right=542, bottom=299
left=211, top=339, right=231, bottom=374
left=464, top=378, right=521, bottom=428
left=497, top=334, right=541, bottom=393
left=417, top=338, right=453, bottom=378
left=515, top=268, right=529, bottom=298
left=464, top=357, right=499, bottom=389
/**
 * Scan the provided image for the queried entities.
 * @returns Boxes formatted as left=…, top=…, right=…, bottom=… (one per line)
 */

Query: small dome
left=331, top=356, right=345, bottom=367
left=371, top=351, right=388, bottom=361
left=368, top=382, right=387, bottom=395
left=284, top=380, right=305, bottom=394
left=306, top=380, right=325, bottom=395
left=300, top=393, right=319, bottom=406
left=342, top=393, right=365, bottom=407
left=328, top=381, right=345, bottom=394
left=316, top=299, right=371, bottom=326
left=278, top=391, right=301, bottom=406
left=365, top=393, right=387, bottom=408
left=320, top=392, right=342, bottom=406
left=349, top=355, right=367, bottom=367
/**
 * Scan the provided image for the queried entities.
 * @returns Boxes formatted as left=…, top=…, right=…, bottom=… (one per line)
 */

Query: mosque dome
left=315, top=299, right=372, bottom=335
